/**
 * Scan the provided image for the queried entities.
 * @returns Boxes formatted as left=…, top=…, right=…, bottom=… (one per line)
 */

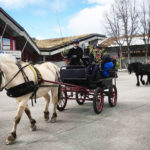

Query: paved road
left=0, top=72, right=150, bottom=150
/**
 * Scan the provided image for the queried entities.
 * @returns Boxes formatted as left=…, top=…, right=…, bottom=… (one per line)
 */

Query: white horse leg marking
left=6, top=101, right=27, bottom=145
left=43, top=93, right=50, bottom=122
left=51, top=87, right=58, bottom=123
left=25, top=105, right=36, bottom=131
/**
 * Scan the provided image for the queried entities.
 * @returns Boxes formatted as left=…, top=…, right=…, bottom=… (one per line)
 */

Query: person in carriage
left=101, top=55, right=114, bottom=78
left=66, top=38, right=83, bottom=65
left=86, top=44, right=115, bottom=80
left=86, top=44, right=102, bottom=79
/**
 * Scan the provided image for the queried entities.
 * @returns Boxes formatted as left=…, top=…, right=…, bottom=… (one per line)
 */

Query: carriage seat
left=60, top=65, right=87, bottom=81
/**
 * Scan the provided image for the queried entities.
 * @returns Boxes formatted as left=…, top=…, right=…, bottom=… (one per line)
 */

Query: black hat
left=72, top=38, right=79, bottom=44
left=93, top=44, right=101, bottom=49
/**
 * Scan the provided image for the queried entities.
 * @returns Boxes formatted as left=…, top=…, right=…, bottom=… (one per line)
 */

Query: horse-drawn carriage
left=0, top=54, right=118, bottom=144
left=57, top=64, right=118, bottom=114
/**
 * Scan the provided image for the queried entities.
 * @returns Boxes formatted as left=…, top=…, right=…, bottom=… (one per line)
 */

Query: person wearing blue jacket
left=101, top=56, right=114, bottom=77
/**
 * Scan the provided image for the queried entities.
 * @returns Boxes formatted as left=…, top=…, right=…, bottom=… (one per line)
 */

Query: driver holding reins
left=66, top=39, right=83, bottom=65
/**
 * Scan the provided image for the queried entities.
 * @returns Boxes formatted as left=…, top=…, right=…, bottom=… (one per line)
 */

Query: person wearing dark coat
left=67, top=39, right=83, bottom=65
left=86, top=44, right=101, bottom=79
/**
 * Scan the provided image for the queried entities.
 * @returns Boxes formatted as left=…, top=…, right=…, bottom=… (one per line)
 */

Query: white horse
left=0, top=54, right=60, bottom=145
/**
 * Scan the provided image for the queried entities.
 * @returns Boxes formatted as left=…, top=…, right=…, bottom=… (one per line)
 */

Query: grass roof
left=34, top=34, right=91, bottom=50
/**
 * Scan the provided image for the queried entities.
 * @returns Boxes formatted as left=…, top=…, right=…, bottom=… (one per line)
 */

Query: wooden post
left=1, top=23, right=7, bottom=50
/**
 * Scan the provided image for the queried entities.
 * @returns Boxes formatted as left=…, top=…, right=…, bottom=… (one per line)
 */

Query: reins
left=0, top=63, right=31, bottom=92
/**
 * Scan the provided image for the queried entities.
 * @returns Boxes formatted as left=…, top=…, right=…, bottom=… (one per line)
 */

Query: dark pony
left=128, top=62, right=150, bottom=86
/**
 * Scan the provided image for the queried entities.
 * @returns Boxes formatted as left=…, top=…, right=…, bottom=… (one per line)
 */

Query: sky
left=0, top=0, right=116, bottom=39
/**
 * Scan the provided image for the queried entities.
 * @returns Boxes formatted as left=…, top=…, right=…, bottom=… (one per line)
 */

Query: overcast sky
left=1, top=0, right=142, bottom=40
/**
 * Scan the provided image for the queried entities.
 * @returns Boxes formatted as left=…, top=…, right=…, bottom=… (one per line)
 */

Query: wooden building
left=34, top=33, right=106, bottom=62
left=101, top=35, right=150, bottom=67
left=0, top=7, right=41, bottom=62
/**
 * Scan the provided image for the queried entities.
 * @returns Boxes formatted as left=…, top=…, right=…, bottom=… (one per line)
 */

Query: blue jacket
left=102, top=62, right=114, bottom=77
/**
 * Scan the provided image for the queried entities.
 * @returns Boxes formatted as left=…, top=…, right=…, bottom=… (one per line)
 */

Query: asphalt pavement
left=0, top=71, right=150, bottom=150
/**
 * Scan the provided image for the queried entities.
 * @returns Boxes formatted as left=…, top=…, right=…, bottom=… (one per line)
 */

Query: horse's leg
left=146, top=75, right=149, bottom=85
left=25, top=105, right=36, bottom=131
left=136, top=74, right=140, bottom=86
left=140, top=75, right=145, bottom=85
left=43, top=93, right=50, bottom=122
left=6, top=100, right=27, bottom=145
left=148, top=74, right=150, bottom=85
left=51, top=87, right=58, bottom=123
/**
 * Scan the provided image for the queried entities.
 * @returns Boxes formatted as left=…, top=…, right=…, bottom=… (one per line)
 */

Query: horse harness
left=5, top=62, right=43, bottom=106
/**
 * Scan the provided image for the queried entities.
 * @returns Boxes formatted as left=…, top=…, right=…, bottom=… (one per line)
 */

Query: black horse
left=128, top=62, right=150, bottom=86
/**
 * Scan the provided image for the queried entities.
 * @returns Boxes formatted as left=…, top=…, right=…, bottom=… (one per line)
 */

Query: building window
left=0, top=36, right=16, bottom=50
left=3, top=38, right=10, bottom=50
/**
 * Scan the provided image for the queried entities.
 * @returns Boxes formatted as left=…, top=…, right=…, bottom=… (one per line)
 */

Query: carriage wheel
left=108, top=85, right=117, bottom=107
left=93, top=87, right=104, bottom=114
left=57, top=90, right=67, bottom=111
left=76, top=91, right=86, bottom=105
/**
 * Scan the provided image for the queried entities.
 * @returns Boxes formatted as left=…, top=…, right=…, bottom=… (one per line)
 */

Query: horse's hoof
left=50, top=118, right=56, bottom=123
left=30, top=125, right=37, bottom=131
left=6, top=133, right=16, bottom=145
left=44, top=111, right=49, bottom=122
left=45, top=119, right=49, bottom=122
left=45, top=119, right=49, bottom=123
left=6, top=139, right=15, bottom=145
left=51, top=113, right=57, bottom=123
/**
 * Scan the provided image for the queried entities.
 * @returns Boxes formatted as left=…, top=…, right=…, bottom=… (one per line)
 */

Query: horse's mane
left=0, top=54, right=16, bottom=64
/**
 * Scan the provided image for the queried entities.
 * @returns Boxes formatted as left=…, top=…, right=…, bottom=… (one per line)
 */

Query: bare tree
left=140, top=1, right=150, bottom=62
left=118, top=0, right=139, bottom=63
left=105, top=4, right=125, bottom=69
left=105, top=0, right=139, bottom=64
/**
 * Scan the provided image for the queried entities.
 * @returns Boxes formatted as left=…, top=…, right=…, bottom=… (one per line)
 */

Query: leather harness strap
left=28, top=64, right=43, bottom=84
left=16, top=62, right=30, bottom=83
left=16, top=62, right=43, bottom=106
left=22, top=62, right=43, bottom=84
left=27, top=64, right=43, bottom=106
left=28, top=65, right=38, bottom=84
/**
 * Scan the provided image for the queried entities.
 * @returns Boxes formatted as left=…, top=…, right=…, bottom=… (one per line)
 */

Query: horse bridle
left=0, top=63, right=31, bottom=92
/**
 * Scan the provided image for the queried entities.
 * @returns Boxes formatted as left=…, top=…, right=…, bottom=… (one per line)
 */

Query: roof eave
left=0, top=8, right=40, bottom=54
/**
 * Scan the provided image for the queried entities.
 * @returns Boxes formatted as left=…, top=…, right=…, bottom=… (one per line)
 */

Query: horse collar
left=27, top=64, right=43, bottom=84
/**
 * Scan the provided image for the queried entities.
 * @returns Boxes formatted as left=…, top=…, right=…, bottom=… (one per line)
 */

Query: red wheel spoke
left=57, top=91, right=67, bottom=111
left=108, top=85, right=117, bottom=107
